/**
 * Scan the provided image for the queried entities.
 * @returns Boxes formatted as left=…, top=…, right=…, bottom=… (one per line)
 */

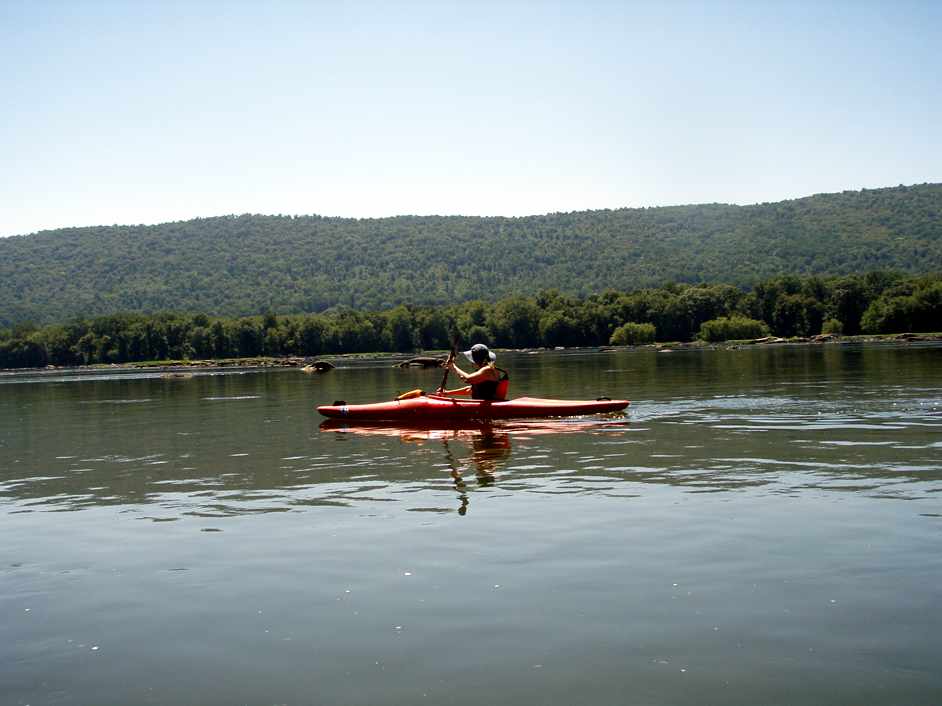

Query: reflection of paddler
left=449, top=431, right=510, bottom=514
left=468, top=429, right=512, bottom=478
left=445, top=432, right=511, bottom=515
left=445, top=426, right=511, bottom=488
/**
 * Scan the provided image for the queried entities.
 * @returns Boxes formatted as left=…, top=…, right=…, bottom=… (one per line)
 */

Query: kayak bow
left=317, top=394, right=629, bottom=421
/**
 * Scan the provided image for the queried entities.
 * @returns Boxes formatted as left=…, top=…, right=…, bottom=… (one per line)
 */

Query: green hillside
left=1, top=183, right=940, bottom=326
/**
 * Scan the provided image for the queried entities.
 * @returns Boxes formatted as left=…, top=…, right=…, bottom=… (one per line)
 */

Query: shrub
left=609, top=322, right=656, bottom=345
left=821, top=318, right=843, bottom=334
left=698, top=316, right=769, bottom=342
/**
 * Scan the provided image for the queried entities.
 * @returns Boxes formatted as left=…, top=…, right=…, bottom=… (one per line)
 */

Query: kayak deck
left=317, top=394, right=629, bottom=420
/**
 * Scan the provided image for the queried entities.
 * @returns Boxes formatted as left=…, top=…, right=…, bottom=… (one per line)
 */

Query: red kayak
left=317, top=394, right=629, bottom=421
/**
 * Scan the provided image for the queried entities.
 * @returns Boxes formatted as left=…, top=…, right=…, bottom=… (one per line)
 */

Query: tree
left=189, top=326, right=212, bottom=358
left=298, top=317, right=327, bottom=355
left=772, top=294, right=823, bottom=337
left=385, top=306, right=417, bottom=352
left=413, top=308, right=451, bottom=350
left=488, top=297, right=540, bottom=348
left=539, top=311, right=579, bottom=347
left=610, top=322, right=656, bottom=345
left=210, top=320, right=231, bottom=358
left=454, top=301, right=490, bottom=342
left=0, top=337, right=47, bottom=368
left=75, top=333, right=98, bottom=364
left=861, top=280, right=942, bottom=333
left=236, top=320, right=263, bottom=356
left=829, top=276, right=869, bottom=335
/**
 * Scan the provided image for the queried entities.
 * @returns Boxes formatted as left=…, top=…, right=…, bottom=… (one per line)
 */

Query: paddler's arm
left=435, top=362, right=497, bottom=395
left=436, top=385, right=472, bottom=396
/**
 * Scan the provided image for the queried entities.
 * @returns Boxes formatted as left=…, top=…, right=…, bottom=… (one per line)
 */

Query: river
left=2, top=343, right=941, bottom=705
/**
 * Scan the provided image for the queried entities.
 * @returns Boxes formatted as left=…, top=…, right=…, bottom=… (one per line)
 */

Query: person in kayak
left=437, top=343, right=509, bottom=400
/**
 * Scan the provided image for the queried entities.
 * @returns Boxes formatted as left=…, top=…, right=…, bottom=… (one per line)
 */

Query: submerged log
left=161, top=372, right=193, bottom=379
left=753, top=336, right=787, bottom=344
left=301, top=360, right=335, bottom=373
left=397, top=356, right=444, bottom=369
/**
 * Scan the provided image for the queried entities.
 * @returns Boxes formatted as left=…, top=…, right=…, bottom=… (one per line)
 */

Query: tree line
left=2, top=183, right=940, bottom=326
left=1, top=271, right=938, bottom=369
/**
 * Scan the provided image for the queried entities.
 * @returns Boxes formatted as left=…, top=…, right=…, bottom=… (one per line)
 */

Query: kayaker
left=437, top=343, right=509, bottom=400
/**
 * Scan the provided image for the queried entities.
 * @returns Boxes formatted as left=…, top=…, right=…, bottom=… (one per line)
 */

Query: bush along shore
left=1, top=271, right=940, bottom=371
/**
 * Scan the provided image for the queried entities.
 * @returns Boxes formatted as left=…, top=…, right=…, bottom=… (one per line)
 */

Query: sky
left=1, top=0, right=939, bottom=237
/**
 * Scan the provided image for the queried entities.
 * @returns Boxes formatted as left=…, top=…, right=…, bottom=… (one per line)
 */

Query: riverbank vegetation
left=1, top=272, right=939, bottom=369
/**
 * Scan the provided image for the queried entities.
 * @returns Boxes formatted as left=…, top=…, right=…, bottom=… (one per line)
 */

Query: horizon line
left=3, top=181, right=936, bottom=239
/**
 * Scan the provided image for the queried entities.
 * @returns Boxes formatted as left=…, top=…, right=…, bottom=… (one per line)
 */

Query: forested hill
left=2, top=183, right=940, bottom=326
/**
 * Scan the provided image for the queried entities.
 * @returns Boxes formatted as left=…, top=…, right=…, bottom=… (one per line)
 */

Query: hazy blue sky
left=1, top=0, right=939, bottom=236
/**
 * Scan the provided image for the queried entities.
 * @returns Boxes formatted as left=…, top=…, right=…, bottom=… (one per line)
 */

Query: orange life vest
left=471, top=366, right=510, bottom=401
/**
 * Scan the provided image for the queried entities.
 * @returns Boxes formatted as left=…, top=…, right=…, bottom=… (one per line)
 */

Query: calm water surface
left=2, top=345, right=941, bottom=705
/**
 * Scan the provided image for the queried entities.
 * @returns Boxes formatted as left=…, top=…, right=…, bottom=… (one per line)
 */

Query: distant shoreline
left=2, top=333, right=940, bottom=378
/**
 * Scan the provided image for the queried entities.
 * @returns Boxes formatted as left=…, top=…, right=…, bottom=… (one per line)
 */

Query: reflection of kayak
left=320, top=418, right=497, bottom=435
left=317, top=394, right=629, bottom=421
left=319, top=417, right=631, bottom=437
